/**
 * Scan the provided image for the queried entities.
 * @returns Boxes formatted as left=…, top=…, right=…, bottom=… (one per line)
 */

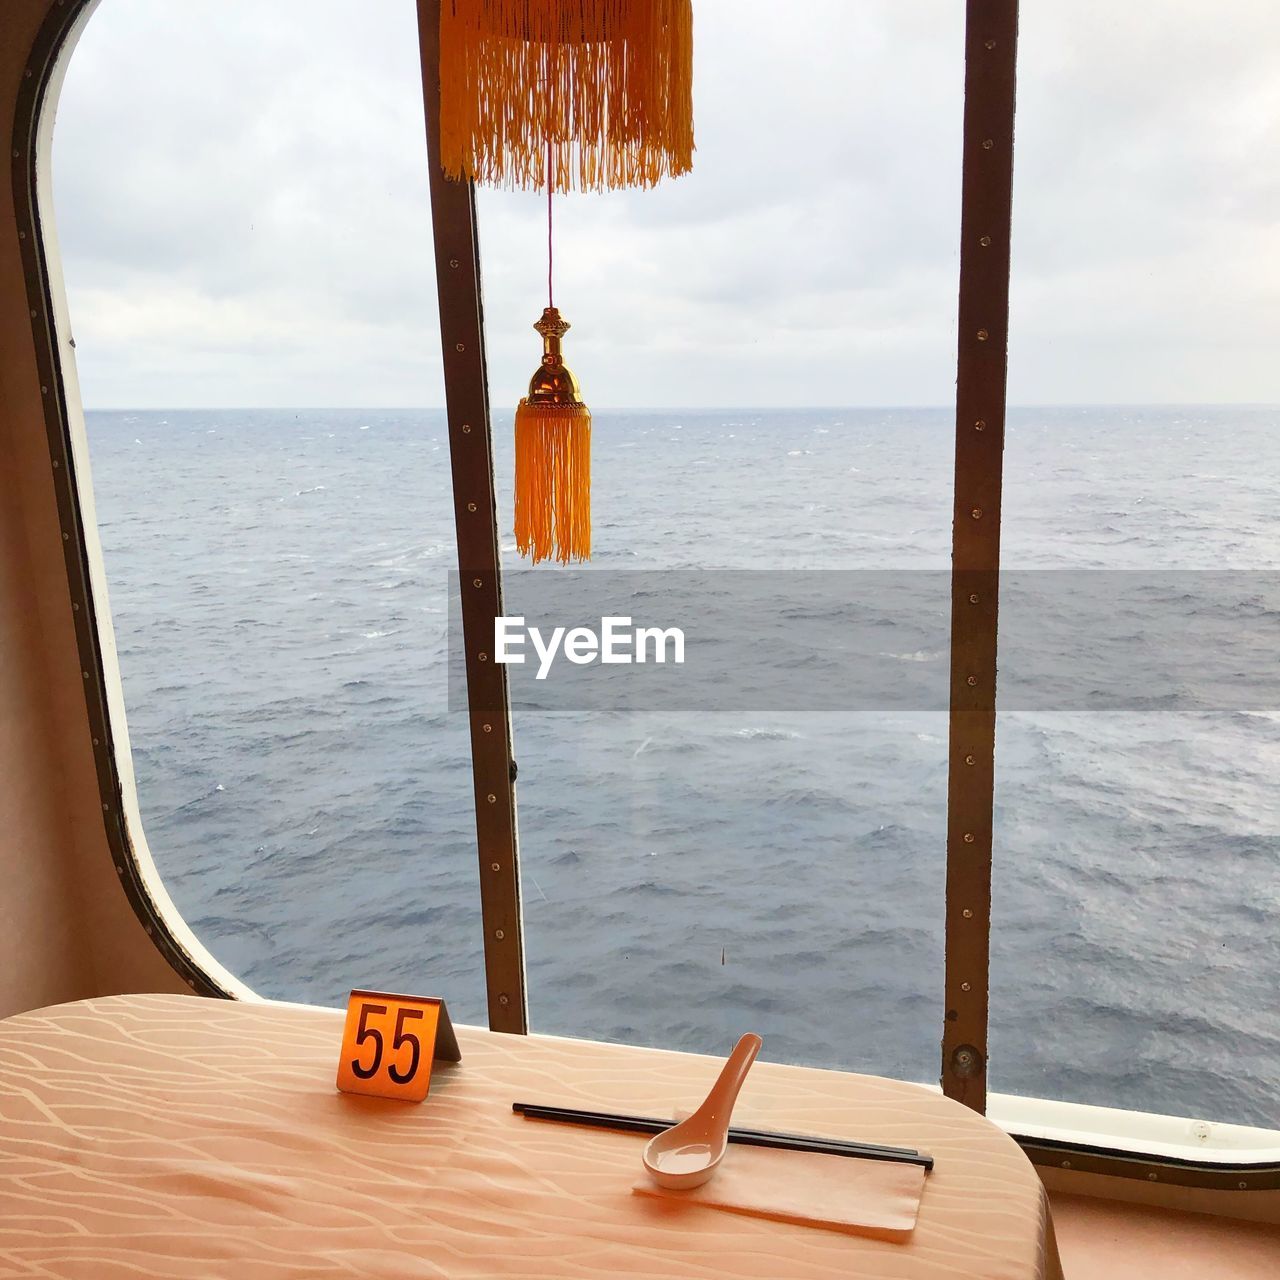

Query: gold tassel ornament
left=439, top=0, right=694, bottom=194
left=437, top=0, right=694, bottom=563
left=514, top=307, right=591, bottom=564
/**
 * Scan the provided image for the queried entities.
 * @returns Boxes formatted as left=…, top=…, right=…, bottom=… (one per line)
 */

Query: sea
left=84, top=405, right=1280, bottom=1131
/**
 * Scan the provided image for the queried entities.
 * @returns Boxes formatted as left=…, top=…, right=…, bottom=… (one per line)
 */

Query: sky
left=50, top=0, right=1280, bottom=409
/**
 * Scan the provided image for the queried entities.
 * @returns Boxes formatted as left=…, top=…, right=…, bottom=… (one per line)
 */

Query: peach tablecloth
left=0, top=994, right=1062, bottom=1279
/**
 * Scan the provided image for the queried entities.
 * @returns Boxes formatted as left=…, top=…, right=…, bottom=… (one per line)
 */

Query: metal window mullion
left=942, top=0, right=1020, bottom=1112
left=415, top=0, right=527, bottom=1033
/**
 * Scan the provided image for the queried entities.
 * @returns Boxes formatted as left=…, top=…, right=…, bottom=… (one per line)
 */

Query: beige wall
left=0, top=0, right=184, bottom=1017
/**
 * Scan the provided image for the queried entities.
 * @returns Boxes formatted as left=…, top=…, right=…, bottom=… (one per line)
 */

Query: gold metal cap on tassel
left=514, top=307, right=591, bottom=564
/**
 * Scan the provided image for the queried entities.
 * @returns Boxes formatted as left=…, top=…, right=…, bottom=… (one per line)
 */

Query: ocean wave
left=87, top=405, right=1280, bottom=1128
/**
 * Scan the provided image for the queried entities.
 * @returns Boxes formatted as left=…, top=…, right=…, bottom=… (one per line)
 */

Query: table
left=0, top=994, right=1062, bottom=1278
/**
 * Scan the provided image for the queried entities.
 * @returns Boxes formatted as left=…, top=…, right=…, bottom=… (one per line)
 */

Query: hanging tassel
left=515, top=308, right=591, bottom=563
left=439, top=0, right=694, bottom=194
left=441, top=2, right=694, bottom=560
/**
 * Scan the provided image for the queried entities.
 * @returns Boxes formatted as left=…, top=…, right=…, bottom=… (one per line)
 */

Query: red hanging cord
left=547, top=136, right=554, bottom=309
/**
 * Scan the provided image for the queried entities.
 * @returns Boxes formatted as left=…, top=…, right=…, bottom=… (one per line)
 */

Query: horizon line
left=79, top=401, right=1280, bottom=414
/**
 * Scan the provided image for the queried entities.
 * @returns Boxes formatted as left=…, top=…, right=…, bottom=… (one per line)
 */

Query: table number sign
left=336, top=990, right=461, bottom=1102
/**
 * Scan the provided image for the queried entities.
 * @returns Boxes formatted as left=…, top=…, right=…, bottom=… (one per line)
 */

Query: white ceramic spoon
left=642, top=1033, right=763, bottom=1190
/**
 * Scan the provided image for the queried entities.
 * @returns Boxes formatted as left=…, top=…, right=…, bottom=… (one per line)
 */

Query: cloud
left=50, top=0, right=1280, bottom=408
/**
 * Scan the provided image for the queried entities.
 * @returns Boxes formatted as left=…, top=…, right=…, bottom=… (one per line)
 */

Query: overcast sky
left=51, top=0, right=1280, bottom=409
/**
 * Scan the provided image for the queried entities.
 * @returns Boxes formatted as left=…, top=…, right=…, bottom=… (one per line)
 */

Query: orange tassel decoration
left=438, top=0, right=694, bottom=563
left=514, top=308, right=591, bottom=564
left=439, top=0, right=694, bottom=194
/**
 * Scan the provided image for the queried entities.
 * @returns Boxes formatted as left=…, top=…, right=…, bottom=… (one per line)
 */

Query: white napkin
left=631, top=1142, right=926, bottom=1239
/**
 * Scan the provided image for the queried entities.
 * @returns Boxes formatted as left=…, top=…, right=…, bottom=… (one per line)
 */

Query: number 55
left=337, top=991, right=458, bottom=1102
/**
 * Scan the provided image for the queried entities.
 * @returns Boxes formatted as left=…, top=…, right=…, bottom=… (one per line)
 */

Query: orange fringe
left=514, top=401, right=592, bottom=563
left=439, top=0, right=694, bottom=193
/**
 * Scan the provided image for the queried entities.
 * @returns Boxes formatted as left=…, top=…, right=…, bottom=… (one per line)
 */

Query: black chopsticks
left=512, top=1103, right=934, bottom=1171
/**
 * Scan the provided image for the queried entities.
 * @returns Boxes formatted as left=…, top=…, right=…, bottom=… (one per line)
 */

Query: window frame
left=13, top=0, right=249, bottom=1001
left=13, top=0, right=1280, bottom=1191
